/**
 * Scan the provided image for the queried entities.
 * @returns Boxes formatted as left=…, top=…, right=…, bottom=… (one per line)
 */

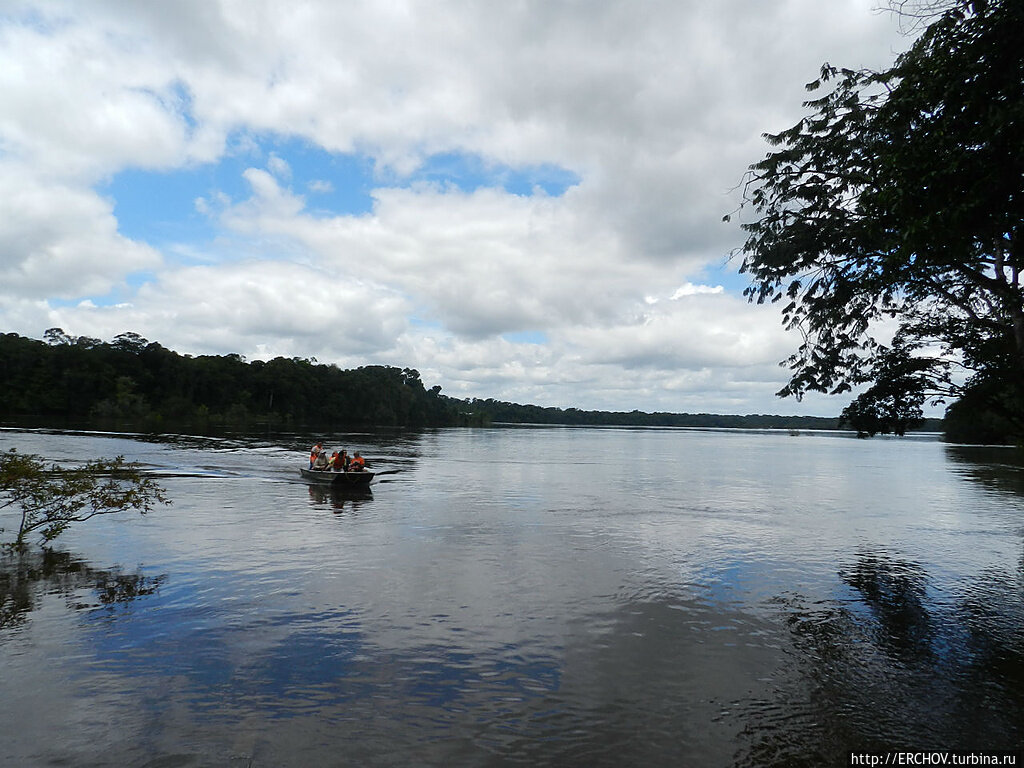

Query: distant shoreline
left=1, top=331, right=944, bottom=436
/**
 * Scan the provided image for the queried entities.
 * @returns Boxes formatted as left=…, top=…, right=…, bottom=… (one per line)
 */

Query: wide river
left=1, top=426, right=1022, bottom=766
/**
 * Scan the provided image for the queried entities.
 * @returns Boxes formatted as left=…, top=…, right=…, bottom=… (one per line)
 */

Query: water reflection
left=306, top=485, right=374, bottom=511
left=843, top=552, right=934, bottom=656
left=0, top=548, right=165, bottom=631
left=2, top=427, right=1023, bottom=766
left=736, top=550, right=1024, bottom=766
left=945, top=445, right=1024, bottom=497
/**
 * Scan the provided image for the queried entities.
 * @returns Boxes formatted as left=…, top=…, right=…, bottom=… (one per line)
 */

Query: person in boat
left=334, top=449, right=350, bottom=472
left=309, top=441, right=324, bottom=469
left=349, top=452, right=366, bottom=472
left=327, top=451, right=339, bottom=469
left=312, top=449, right=330, bottom=471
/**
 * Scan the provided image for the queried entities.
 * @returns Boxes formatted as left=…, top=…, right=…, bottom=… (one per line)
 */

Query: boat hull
left=300, top=468, right=375, bottom=486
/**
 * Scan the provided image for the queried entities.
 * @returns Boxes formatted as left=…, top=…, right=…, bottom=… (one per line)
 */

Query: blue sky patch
left=407, top=152, right=579, bottom=197
left=101, top=136, right=378, bottom=247
left=502, top=331, right=549, bottom=345
left=701, top=260, right=748, bottom=295
left=102, top=135, right=579, bottom=251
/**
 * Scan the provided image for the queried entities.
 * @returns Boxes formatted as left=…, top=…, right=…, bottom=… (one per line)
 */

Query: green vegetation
left=1, top=448, right=168, bottom=549
left=1, top=330, right=944, bottom=434
left=735, top=0, right=1023, bottom=443
left=1, top=330, right=464, bottom=430
left=463, top=398, right=873, bottom=431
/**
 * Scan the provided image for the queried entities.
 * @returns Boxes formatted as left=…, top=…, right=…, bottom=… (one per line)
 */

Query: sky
left=0, top=0, right=920, bottom=416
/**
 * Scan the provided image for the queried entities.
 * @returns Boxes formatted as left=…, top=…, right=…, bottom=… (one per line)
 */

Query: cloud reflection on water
left=1, top=428, right=1023, bottom=766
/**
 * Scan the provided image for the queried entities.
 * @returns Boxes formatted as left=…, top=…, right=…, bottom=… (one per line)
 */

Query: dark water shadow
left=735, top=549, right=1024, bottom=766
left=306, top=484, right=374, bottom=512
left=945, top=445, right=1024, bottom=498
left=1, top=548, right=165, bottom=632
left=3, top=551, right=1021, bottom=767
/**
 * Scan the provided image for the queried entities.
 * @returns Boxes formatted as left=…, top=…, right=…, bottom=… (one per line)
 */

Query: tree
left=0, top=449, right=168, bottom=549
left=113, top=332, right=150, bottom=354
left=734, top=0, right=1024, bottom=440
left=43, top=327, right=74, bottom=346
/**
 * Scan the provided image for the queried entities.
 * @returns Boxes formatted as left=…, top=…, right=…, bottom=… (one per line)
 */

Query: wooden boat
left=300, top=467, right=375, bottom=487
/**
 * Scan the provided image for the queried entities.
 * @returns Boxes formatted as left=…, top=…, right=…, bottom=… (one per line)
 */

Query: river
left=1, top=426, right=1022, bottom=766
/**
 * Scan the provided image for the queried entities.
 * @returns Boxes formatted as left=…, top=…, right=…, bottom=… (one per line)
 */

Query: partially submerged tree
left=734, top=0, right=1024, bottom=439
left=1, top=449, right=168, bottom=549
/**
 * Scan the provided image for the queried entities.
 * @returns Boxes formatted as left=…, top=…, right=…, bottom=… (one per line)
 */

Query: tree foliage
left=1, top=449, right=168, bottom=548
left=0, top=331, right=463, bottom=429
left=1, top=331, right=946, bottom=434
left=453, top=397, right=943, bottom=431
left=735, top=0, right=1024, bottom=441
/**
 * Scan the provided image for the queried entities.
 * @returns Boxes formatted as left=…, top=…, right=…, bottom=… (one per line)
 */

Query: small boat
left=300, top=468, right=375, bottom=487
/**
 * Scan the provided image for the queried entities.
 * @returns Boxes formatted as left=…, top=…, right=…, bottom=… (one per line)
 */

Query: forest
left=1, top=330, right=943, bottom=434
left=0, top=331, right=460, bottom=430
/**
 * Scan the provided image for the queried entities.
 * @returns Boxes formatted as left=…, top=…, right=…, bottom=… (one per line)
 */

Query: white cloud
left=0, top=13, right=201, bottom=182
left=0, top=0, right=917, bottom=415
left=671, top=283, right=725, bottom=299
left=0, top=162, right=162, bottom=299
left=267, top=154, right=291, bottom=179
left=42, top=260, right=410, bottom=361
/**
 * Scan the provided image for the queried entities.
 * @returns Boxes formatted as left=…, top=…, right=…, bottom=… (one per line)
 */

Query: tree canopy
left=735, top=0, right=1024, bottom=440
left=1, top=449, right=168, bottom=548
left=0, top=331, right=463, bottom=429
left=3, top=330, right=946, bottom=434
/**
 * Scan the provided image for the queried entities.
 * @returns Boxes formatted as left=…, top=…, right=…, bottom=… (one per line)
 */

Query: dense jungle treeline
left=1, top=331, right=944, bottom=434
left=0, top=331, right=462, bottom=430
left=461, top=399, right=854, bottom=431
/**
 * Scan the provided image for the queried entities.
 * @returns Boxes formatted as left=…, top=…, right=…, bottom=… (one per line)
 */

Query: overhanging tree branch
left=1, top=450, right=169, bottom=548
left=734, top=0, right=1024, bottom=441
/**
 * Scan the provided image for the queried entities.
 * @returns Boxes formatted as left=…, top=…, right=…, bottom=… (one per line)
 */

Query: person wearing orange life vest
left=309, top=441, right=324, bottom=469
left=349, top=452, right=366, bottom=472
left=336, top=450, right=350, bottom=472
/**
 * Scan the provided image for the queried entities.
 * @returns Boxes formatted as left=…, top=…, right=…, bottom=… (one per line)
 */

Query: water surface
left=1, top=426, right=1022, bottom=766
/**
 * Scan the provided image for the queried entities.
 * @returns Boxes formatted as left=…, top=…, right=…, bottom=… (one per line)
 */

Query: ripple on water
left=2, top=427, right=1023, bottom=766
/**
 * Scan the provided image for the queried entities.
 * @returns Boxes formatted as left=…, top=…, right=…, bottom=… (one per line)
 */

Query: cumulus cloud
left=0, top=12, right=202, bottom=181
left=42, top=260, right=410, bottom=361
left=215, top=177, right=654, bottom=338
left=671, top=283, right=725, bottom=299
left=0, top=162, right=162, bottom=299
left=567, top=292, right=788, bottom=371
left=0, top=0, right=916, bottom=415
